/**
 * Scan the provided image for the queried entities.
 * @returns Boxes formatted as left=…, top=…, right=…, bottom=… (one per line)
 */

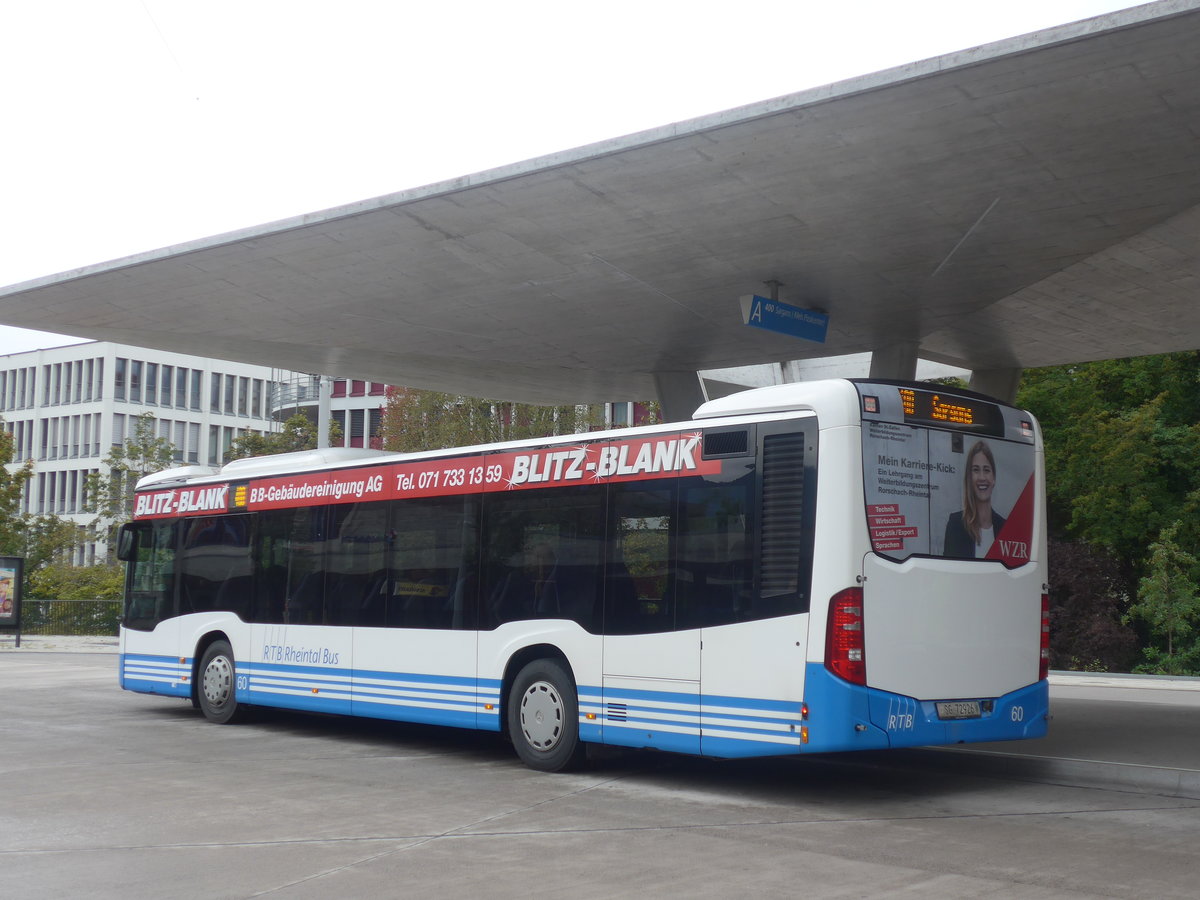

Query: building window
left=190, top=369, right=201, bottom=410
left=161, top=365, right=173, bottom=406
left=113, top=413, right=126, bottom=447
left=238, top=376, right=249, bottom=416
left=145, top=363, right=158, bottom=405
left=252, top=379, right=263, bottom=418
left=208, top=424, right=219, bottom=465
left=114, top=358, right=127, bottom=401
left=130, top=360, right=142, bottom=403
left=224, top=374, right=235, bottom=415
left=210, top=371, right=222, bottom=413
left=188, top=422, right=200, bottom=463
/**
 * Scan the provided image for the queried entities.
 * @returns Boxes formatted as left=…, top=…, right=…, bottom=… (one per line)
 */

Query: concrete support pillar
left=316, top=375, right=332, bottom=449
left=969, top=367, right=1023, bottom=404
left=868, top=342, right=919, bottom=381
left=653, top=371, right=707, bottom=423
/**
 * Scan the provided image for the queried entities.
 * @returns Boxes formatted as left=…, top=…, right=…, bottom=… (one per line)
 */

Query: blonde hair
left=962, top=441, right=996, bottom=545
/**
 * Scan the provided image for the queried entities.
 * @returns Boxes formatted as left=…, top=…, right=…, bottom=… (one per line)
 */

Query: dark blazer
left=943, top=510, right=1006, bottom=558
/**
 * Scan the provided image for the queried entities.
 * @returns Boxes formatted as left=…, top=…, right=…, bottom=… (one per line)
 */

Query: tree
left=27, top=561, right=124, bottom=602
left=1017, top=353, right=1200, bottom=572
left=1046, top=538, right=1138, bottom=672
left=226, top=414, right=343, bottom=460
left=378, top=387, right=607, bottom=453
left=1015, top=352, right=1200, bottom=673
left=1126, top=522, right=1200, bottom=675
left=2, top=422, right=90, bottom=570
left=13, top=514, right=89, bottom=571
left=84, top=412, right=177, bottom=548
left=0, top=424, right=35, bottom=558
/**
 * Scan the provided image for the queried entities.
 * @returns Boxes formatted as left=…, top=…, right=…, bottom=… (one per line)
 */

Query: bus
left=116, top=379, right=1049, bottom=771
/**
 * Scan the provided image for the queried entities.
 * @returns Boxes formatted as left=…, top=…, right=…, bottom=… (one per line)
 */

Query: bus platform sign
left=740, top=294, right=829, bottom=344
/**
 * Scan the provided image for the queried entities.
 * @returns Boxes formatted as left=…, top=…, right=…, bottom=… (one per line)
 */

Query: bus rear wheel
left=198, top=640, right=246, bottom=724
left=507, top=659, right=585, bottom=772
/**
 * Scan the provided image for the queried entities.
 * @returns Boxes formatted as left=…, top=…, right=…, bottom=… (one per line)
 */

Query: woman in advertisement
left=944, top=440, right=1006, bottom=558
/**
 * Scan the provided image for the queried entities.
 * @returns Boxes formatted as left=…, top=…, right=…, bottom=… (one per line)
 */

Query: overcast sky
left=0, top=0, right=1137, bottom=354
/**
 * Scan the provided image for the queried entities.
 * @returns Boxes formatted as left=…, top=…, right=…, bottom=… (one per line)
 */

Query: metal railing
left=17, top=599, right=121, bottom=636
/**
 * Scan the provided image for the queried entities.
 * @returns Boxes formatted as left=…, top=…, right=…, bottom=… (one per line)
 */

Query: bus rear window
left=857, top=384, right=1036, bottom=567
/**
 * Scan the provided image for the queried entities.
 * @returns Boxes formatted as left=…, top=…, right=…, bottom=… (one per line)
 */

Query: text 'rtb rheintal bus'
left=117, top=379, right=1049, bottom=771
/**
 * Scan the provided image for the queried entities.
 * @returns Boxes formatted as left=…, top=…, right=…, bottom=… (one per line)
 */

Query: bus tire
left=507, top=659, right=585, bottom=772
left=198, top=640, right=246, bottom=724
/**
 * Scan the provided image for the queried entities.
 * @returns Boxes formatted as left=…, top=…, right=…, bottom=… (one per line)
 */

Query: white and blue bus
left=117, top=379, right=1049, bottom=771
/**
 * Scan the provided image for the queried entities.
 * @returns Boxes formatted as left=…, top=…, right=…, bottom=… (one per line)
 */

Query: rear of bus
left=804, top=380, right=1048, bottom=752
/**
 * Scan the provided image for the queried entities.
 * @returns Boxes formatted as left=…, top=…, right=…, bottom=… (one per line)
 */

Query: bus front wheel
left=507, top=659, right=585, bottom=772
left=198, top=640, right=246, bottom=724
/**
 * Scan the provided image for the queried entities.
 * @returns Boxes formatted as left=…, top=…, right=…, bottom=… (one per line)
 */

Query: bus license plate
left=936, top=700, right=981, bottom=720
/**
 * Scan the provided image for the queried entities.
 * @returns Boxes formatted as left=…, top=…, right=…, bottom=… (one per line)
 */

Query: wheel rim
left=519, top=680, right=564, bottom=751
left=203, top=654, right=234, bottom=708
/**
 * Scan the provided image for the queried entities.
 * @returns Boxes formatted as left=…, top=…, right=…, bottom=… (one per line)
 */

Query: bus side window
left=325, top=502, right=389, bottom=627
left=482, top=486, right=604, bottom=632
left=178, top=515, right=252, bottom=619
left=608, top=486, right=674, bottom=635
left=677, top=480, right=751, bottom=628
left=385, top=495, right=477, bottom=630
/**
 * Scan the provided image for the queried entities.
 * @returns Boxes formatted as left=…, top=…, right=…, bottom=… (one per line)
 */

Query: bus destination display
left=897, top=387, right=1003, bottom=433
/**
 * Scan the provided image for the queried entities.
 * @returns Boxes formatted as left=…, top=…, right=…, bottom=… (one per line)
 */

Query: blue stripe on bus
left=700, top=693, right=804, bottom=714
left=574, top=680, right=806, bottom=757
left=120, top=653, right=192, bottom=699
left=354, top=668, right=481, bottom=688
left=245, top=689, right=351, bottom=715
left=701, top=735, right=801, bottom=758
left=350, top=700, right=479, bottom=730
left=597, top=685, right=701, bottom=705
left=118, top=652, right=803, bottom=759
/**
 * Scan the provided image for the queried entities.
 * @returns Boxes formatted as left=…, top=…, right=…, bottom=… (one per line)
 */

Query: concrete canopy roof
left=3, top=1, right=1200, bottom=405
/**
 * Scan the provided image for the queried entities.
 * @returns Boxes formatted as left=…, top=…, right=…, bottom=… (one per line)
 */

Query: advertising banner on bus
left=861, top=423, right=1035, bottom=567
left=133, top=431, right=724, bottom=520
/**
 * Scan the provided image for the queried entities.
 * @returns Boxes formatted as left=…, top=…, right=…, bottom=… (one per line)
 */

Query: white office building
left=0, top=342, right=320, bottom=562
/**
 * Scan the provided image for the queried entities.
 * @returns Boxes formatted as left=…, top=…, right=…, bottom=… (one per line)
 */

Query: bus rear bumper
left=801, top=663, right=1049, bottom=752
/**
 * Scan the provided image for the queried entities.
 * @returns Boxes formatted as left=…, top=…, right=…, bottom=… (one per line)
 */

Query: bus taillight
left=1039, top=592, right=1050, bottom=681
left=825, top=587, right=866, bottom=686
